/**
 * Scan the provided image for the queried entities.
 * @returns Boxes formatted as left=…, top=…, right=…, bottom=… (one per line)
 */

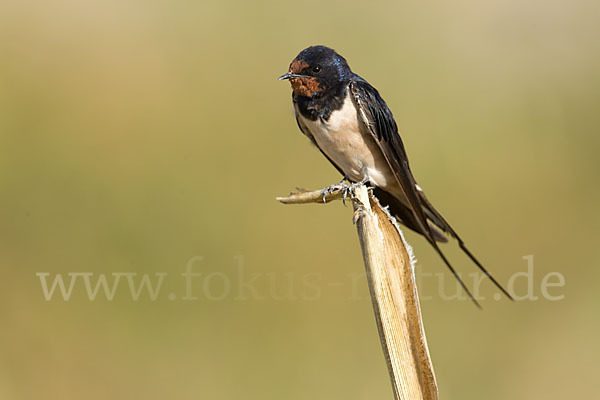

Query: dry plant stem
left=352, top=185, right=438, bottom=400
left=275, top=187, right=344, bottom=204
left=277, top=185, right=438, bottom=400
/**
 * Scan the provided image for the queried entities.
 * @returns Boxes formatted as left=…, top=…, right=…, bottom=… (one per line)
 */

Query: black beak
left=278, top=72, right=306, bottom=80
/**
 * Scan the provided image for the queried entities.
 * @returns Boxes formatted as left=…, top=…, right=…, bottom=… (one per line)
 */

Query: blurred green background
left=1, top=0, right=599, bottom=399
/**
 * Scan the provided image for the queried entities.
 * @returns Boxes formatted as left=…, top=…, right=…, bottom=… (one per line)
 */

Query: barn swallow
left=279, top=45, right=512, bottom=307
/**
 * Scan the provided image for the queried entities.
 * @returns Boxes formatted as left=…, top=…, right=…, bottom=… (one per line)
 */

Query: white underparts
left=296, top=92, right=406, bottom=203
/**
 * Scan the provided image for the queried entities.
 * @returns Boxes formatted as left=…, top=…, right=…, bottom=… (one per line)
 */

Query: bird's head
left=279, top=45, right=352, bottom=98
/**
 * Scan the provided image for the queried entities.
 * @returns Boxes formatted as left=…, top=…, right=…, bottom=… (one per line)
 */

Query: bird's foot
left=320, top=177, right=350, bottom=204
left=320, top=176, right=370, bottom=205
left=344, top=177, right=371, bottom=204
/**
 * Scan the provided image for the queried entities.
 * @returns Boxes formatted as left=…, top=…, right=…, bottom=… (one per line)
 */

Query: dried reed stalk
left=277, top=184, right=438, bottom=400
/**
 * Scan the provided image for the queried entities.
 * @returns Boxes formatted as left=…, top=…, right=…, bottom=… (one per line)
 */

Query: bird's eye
left=312, top=65, right=322, bottom=74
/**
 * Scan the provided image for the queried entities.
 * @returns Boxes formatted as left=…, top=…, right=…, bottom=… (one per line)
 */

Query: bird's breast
left=297, top=93, right=396, bottom=190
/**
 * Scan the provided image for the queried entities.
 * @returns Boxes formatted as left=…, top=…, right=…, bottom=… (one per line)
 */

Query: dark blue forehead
left=296, top=45, right=350, bottom=71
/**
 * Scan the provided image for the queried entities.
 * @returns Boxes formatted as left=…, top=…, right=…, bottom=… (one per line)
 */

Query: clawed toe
left=320, top=177, right=370, bottom=204
left=320, top=182, right=348, bottom=203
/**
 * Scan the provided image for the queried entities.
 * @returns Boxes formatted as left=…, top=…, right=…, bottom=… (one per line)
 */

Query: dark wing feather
left=418, top=189, right=513, bottom=300
left=350, top=78, right=492, bottom=307
left=349, top=78, right=435, bottom=242
left=373, top=187, right=449, bottom=243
